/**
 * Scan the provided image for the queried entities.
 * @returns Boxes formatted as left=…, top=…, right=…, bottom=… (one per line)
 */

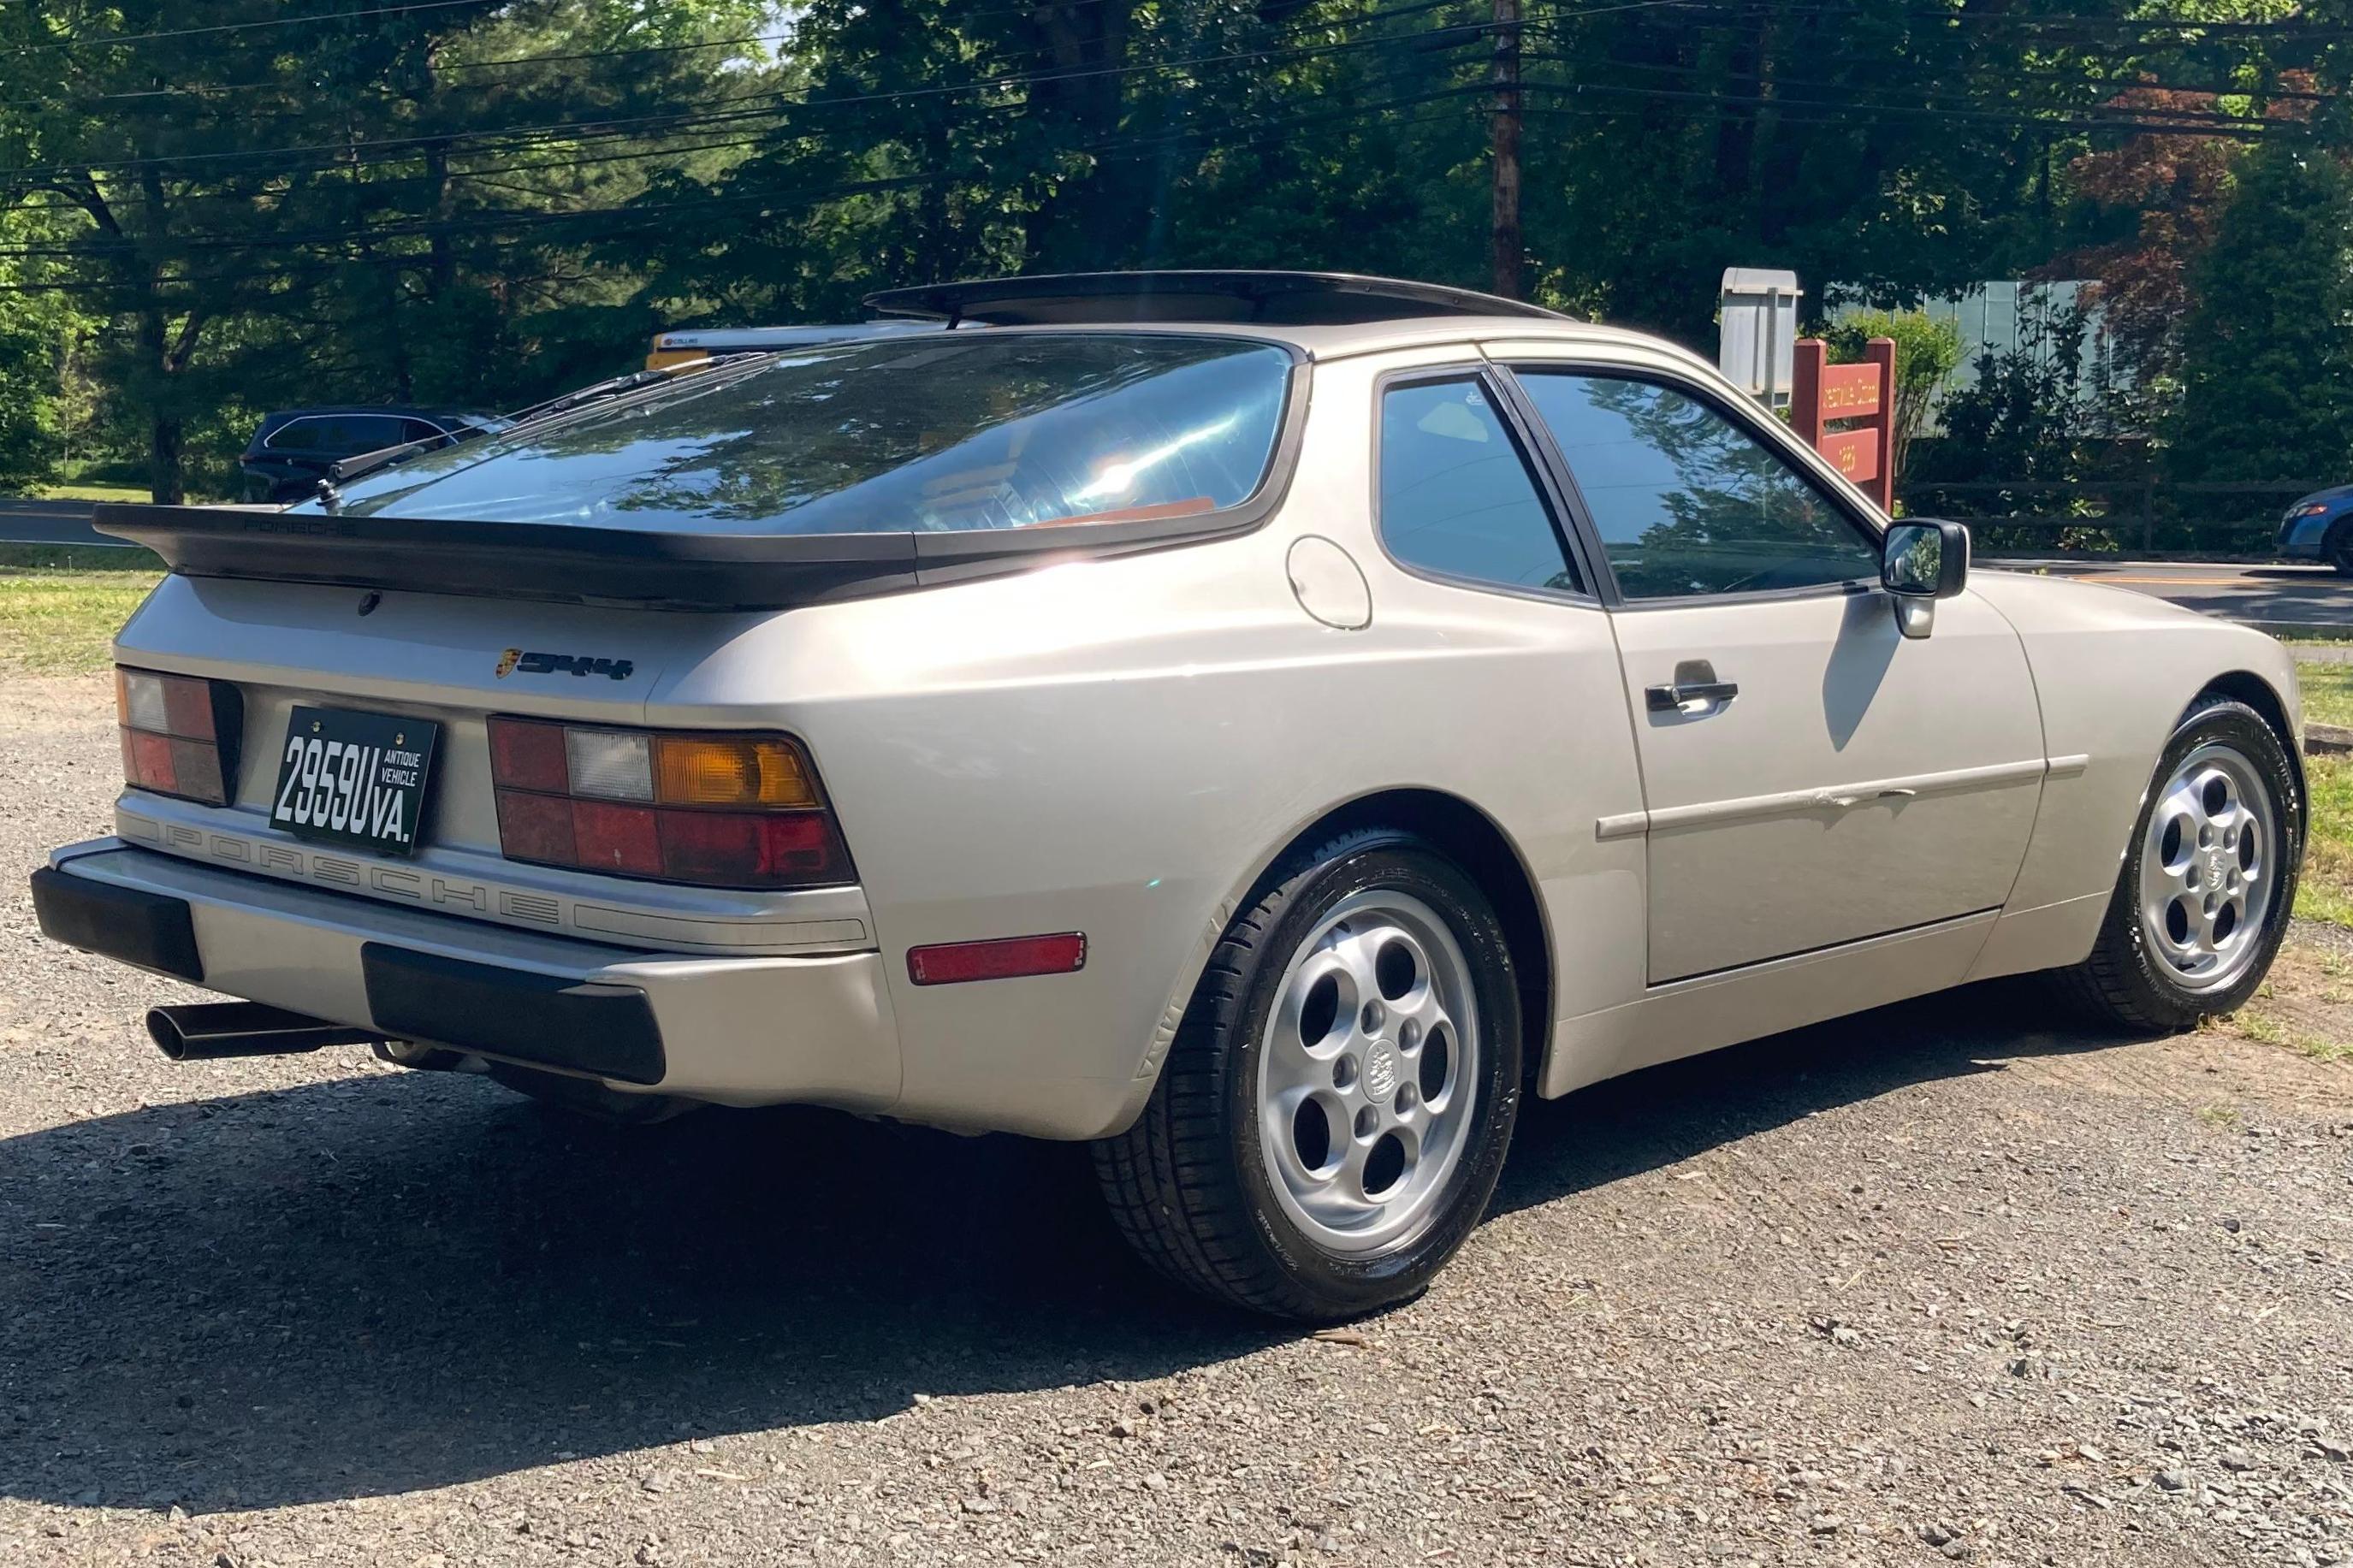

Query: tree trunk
left=147, top=413, right=184, bottom=506
left=133, top=302, right=183, bottom=505
left=1491, top=0, right=1523, bottom=299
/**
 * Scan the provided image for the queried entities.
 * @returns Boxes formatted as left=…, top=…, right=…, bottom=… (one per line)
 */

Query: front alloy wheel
left=2060, top=695, right=2302, bottom=1031
left=2134, top=742, right=2279, bottom=996
left=1095, top=829, right=1522, bottom=1321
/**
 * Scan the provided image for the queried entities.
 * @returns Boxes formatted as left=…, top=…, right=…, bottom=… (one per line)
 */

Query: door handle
left=1645, top=660, right=1740, bottom=713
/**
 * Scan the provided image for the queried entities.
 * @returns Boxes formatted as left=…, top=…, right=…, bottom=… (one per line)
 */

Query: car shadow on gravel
left=0, top=973, right=2114, bottom=1512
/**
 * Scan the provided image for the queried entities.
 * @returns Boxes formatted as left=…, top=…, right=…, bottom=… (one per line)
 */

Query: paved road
left=0, top=498, right=114, bottom=549
left=2020, top=559, right=2353, bottom=634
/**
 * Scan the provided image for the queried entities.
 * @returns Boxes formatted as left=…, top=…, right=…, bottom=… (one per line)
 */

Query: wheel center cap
left=2203, top=850, right=2228, bottom=892
left=1365, top=1041, right=1399, bottom=1102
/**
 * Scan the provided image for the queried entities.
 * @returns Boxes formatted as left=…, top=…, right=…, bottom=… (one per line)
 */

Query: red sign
left=1817, top=363, right=1882, bottom=422
left=1791, top=337, right=1897, bottom=513
left=1817, top=429, right=1880, bottom=486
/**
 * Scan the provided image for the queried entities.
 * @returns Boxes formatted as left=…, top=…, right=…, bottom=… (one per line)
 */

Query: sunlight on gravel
left=5, top=663, right=2353, bottom=1568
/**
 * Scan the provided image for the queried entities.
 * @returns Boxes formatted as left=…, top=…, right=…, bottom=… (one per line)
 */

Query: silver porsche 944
left=33, top=272, right=2307, bottom=1320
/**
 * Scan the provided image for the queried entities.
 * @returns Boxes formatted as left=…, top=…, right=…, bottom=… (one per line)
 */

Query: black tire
left=1093, top=828, right=1523, bottom=1322
left=2330, top=524, right=2353, bottom=578
left=2054, top=695, right=2303, bottom=1032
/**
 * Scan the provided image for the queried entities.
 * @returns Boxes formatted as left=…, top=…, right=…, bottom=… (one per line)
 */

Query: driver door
left=1504, top=365, right=2046, bottom=984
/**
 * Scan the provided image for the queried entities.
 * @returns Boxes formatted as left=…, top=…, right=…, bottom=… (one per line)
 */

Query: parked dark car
left=240, top=407, right=509, bottom=503
left=2279, top=483, right=2353, bottom=577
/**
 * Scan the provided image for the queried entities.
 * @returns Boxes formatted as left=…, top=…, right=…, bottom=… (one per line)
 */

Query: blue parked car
left=2279, top=485, right=2353, bottom=576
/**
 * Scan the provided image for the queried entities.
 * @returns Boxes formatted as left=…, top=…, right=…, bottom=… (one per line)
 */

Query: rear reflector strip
left=907, top=932, right=1088, bottom=986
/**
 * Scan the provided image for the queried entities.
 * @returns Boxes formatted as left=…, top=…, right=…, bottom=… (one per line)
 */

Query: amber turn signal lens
left=654, top=736, right=820, bottom=808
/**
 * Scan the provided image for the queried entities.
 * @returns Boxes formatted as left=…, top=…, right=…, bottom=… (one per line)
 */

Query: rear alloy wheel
left=2058, top=696, right=2303, bottom=1031
left=1094, top=830, right=1521, bottom=1321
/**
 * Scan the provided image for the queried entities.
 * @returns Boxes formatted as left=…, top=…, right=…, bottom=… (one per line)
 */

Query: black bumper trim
left=29, top=866, right=204, bottom=982
left=359, top=943, right=666, bottom=1086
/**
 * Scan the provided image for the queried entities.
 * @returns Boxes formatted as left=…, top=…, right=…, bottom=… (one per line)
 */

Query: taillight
left=486, top=718, right=849, bottom=889
left=116, top=666, right=240, bottom=807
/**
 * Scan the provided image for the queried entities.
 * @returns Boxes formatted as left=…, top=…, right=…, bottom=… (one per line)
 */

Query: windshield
left=323, top=333, right=1293, bottom=535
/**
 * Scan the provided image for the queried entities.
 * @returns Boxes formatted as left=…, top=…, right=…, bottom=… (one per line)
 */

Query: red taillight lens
left=485, top=717, right=848, bottom=890
left=116, top=666, right=238, bottom=807
left=656, top=809, right=839, bottom=885
left=571, top=800, right=664, bottom=877
left=486, top=715, right=568, bottom=794
left=493, top=788, right=576, bottom=864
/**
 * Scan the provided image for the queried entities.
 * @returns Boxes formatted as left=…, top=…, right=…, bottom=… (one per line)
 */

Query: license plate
left=270, top=707, right=441, bottom=856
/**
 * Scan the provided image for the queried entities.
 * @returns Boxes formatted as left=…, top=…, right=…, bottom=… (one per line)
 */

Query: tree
left=2170, top=138, right=2353, bottom=482
left=1823, top=307, right=1962, bottom=481
left=0, top=0, right=769, bottom=500
left=1928, top=294, right=2103, bottom=484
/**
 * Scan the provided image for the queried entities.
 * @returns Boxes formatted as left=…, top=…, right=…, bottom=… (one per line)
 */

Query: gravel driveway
left=4, top=673, right=2351, bottom=1567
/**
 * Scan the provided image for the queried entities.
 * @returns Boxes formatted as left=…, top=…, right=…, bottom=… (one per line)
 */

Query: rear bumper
left=34, top=841, right=903, bottom=1108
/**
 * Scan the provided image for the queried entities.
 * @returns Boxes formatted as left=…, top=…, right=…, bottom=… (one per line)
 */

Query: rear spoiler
left=91, top=503, right=1259, bottom=612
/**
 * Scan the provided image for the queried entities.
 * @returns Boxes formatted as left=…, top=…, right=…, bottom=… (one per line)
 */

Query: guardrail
left=1895, top=478, right=2324, bottom=558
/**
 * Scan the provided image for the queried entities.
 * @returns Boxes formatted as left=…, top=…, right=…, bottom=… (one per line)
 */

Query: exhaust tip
left=144, top=1003, right=381, bottom=1062
left=145, top=1007, right=192, bottom=1061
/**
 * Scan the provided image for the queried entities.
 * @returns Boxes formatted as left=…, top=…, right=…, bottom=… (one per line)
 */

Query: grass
left=33, top=481, right=151, bottom=504
left=2301, top=749, right=2353, bottom=930
left=2300, top=659, right=2353, bottom=731
left=2289, top=656, right=2353, bottom=930
left=0, top=545, right=162, bottom=674
left=2231, top=1004, right=2353, bottom=1063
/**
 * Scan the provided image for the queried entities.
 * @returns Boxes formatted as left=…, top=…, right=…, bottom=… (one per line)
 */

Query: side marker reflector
left=906, top=932, right=1088, bottom=986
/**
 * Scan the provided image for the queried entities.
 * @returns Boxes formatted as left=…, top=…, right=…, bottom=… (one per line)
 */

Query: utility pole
left=1490, top=0, right=1523, bottom=299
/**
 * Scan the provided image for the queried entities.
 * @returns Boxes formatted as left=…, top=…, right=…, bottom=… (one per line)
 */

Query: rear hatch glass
left=327, top=333, right=1294, bottom=535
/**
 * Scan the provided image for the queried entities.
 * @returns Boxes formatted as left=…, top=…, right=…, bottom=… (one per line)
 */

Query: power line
left=0, top=86, right=1491, bottom=291
left=1516, top=34, right=2326, bottom=126
left=0, top=0, right=1146, bottom=108
left=2, top=0, right=1472, bottom=182
left=2, top=0, right=495, bottom=55
left=1514, top=76, right=2285, bottom=139
left=1605, top=1, right=2353, bottom=38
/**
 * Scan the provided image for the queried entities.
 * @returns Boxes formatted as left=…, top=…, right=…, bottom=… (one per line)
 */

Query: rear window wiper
left=325, top=430, right=460, bottom=488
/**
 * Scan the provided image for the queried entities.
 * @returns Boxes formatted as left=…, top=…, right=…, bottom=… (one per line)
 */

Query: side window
left=264, top=417, right=326, bottom=453
left=1514, top=371, right=1881, bottom=601
left=1378, top=377, right=1582, bottom=595
left=341, top=417, right=408, bottom=453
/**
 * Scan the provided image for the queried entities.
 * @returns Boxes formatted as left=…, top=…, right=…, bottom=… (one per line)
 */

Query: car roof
left=853, top=271, right=1697, bottom=366
left=865, top=269, right=1566, bottom=327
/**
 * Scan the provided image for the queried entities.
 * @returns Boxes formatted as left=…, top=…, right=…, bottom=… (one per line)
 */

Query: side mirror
left=1882, top=520, right=1970, bottom=639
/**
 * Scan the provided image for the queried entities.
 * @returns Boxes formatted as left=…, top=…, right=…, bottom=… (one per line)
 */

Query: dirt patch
left=2215, top=926, right=2353, bottom=1068
left=0, top=673, right=114, bottom=733
left=1993, top=932, right=2353, bottom=1128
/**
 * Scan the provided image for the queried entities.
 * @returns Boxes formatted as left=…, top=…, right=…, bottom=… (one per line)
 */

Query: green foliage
left=1822, top=309, right=1963, bottom=478
left=1926, top=299, right=2108, bottom=484
left=2170, top=140, right=2353, bottom=484
left=0, top=1, right=2333, bottom=504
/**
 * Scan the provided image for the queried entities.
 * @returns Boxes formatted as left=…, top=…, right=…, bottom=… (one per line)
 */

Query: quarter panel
left=646, top=351, right=1651, bottom=1138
